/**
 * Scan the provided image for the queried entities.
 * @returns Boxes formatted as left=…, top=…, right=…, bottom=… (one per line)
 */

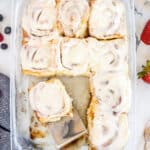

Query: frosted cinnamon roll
left=91, top=71, right=131, bottom=113
left=59, top=38, right=90, bottom=76
left=22, top=0, right=57, bottom=37
left=29, top=79, right=73, bottom=123
left=88, top=38, right=128, bottom=73
left=21, top=38, right=59, bottom=77
left=56, top=0, right=90, bottom=37
left=89, top=0, right=127, bottom=40
left=88, top=100, right=128, bottom=150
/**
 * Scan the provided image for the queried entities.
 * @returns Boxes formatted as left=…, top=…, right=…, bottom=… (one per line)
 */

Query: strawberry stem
left=138, top=60, right=150, bottom=78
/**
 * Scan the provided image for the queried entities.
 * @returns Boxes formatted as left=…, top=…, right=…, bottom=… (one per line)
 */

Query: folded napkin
left=0, top=73, right=10, bottom=150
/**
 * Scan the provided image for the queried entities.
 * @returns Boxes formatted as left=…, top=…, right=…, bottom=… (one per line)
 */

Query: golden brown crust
left=30, top=127, right=46, bottom=139
left=89, top=0, right=96, bottom=7
left=87, top=97, right=99, bottom=148
left=56, top=0, right=66, bottom=36
left=55, top=0, right=64, bottom=35
left=87, top=97, right=100, bottom=150
left=91, top=34, right=124, bottom=40
left=22, top=69, right=90, bottom=78
left=22, top=28, right=29, bottom=45
left=87, top=97, right=99, bottom=127
left=75, top=11, right=89, bottom=38
left=22, top=69, right=56, bottom=77
left=56, top=20, right=64, bottom=36
left=89, top=147, right=96, bottom=150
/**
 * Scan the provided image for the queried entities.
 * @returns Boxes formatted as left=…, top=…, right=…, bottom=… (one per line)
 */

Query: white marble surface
left=0, top=0, right=149, bottom=150
left=135, top=0, right=150, bottom=149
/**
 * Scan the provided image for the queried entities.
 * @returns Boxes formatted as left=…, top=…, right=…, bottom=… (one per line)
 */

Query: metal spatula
left=50, top=109, right=87, bottom=149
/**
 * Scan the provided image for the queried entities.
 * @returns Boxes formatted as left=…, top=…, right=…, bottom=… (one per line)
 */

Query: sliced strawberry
left=141, top=20, right=150, bottom=45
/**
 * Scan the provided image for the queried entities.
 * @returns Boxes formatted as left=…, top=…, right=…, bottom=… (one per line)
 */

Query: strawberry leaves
left=138, top=60, right=150, bottom=79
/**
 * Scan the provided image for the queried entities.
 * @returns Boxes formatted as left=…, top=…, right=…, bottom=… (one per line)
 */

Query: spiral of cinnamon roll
left=88, top=38, right=128, bottom=73
left=21, top=38, right=58, bottom=76
left=22, top=0, right=57, bottom=37
left=57, top=0, right=90, bottom=37
left=88, top=101, right=128, bottom=150
left=29, top=79, right=73, bottom=123
left=91, top=71, right=131, bottom=114
left=60, top=38, right=90, bottom=75
left=89, top=0, right=127, bottom=39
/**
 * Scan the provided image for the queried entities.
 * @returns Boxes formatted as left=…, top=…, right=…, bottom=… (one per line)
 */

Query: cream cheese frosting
left=29, top=79, right=73, bottom=122
left=57, top=0, right=89, bottom=37
left=22, top=0, right=57, bottom=37
left=21, top=38, right=57, bottom=72
left=89, top=0, right=127, bottom=39
left=89, top=102, right=128, bottom=150
left=21, top=0, right=130, bottom=148
left=92, top=71, right=131, bottom=113
left=60, top=38, right=89, bottom=75
left=88, top=37, right=128, bottom=73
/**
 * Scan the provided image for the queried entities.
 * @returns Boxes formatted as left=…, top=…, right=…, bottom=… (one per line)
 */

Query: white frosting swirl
left=88, top=38, right=128, bottom=72
left=29, top=79, right=73, bottom=122
left=60, top=38, right=89, bottom=75
left=89, top=0, right=126, bottom=39
left=92, top=71, right=131, bottom=113
left=21, top=38, right=57, bottom=72
left=89, top=103, right=128, bottom=150
left=57, top=0, right=89, bottom=37
left=22, top=0, right=56, bottom=37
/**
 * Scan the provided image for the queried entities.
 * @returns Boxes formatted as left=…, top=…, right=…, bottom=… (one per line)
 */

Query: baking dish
left=10, top=0, right=136, bottom=149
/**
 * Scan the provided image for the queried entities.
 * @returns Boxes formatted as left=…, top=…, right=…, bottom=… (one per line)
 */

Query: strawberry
left=141, top=20, right=150, bottom=45
left=138, top=60, right=150, bottom=84
left=142, top=74, right=150, bottom=84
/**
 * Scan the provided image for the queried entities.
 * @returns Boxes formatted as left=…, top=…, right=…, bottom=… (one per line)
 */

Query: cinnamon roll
left=88, top=99, right=128, bottom=150
left=89, top=0, right=127, bottom=40
left=88, top=37, right=128, bottom=73
left=91, top=71, right=131, bottom=114
left=56, top=0, right=90, bottom=38
left=29, top=78, right=73, bottom=123
left=21, top=38, right=60, bottom=77
left=60, top=38, right=90, bottom=76
left=22, top=0, right=57, bottom=37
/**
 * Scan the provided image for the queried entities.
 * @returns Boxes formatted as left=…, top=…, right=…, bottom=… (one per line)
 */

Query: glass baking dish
left=10, top=0, right=136, bottom=149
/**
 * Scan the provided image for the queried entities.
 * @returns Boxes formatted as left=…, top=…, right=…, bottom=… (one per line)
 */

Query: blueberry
left=1, top=43, right=8, bottom=50
left=0, top=14, right=3, bottom=22
left=4, top=26, right=11, bottom=34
